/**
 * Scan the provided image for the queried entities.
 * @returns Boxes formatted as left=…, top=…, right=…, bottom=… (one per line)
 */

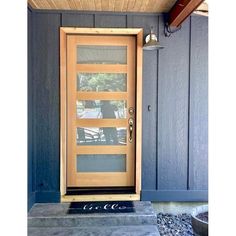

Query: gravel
left=157, top=213, right=194, bottom=236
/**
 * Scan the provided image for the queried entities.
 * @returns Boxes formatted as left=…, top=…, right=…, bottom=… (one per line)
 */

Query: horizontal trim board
left=77, top=64, right=127, bottom=73
left=76, top=145, right=127, bottom=154
left=141, top=190, right=208, bottom=202
left=75, top=35, right=132, bottom=45
left=29, top=7, right=163, bottom=16
left=35, top=191, right=61, bottom=203
left=63, top=27, right=142, bottom=35
left=71, top=173, right=132, bottom=187
left=29, top=6, right=201, bottom=20
left=77, top=92, right=128, bottom=100
left=76, top=119, right=127, bottom=127
left=29, top=8, right=200, bottom=18
left=61, top=194, right=140, bottom=202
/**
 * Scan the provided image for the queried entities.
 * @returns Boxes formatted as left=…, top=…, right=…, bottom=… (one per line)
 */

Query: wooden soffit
left=28, top=0, right=178, bottom=12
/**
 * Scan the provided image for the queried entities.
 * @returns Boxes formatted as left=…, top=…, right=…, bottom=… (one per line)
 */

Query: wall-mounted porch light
left=143, top=27, right=164, bottom=50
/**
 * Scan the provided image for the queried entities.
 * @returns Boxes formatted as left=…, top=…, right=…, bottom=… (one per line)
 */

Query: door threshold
left=61, top=193, right=140, bottom=202
left=66, top=187, right=135, bottom=195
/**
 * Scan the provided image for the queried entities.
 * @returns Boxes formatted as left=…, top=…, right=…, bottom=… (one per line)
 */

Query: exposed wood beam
left=168, top=0, right=204, bottom=27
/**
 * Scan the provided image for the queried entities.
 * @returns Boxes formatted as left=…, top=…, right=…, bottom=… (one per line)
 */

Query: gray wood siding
left=28, top=8, right=35, bottom=210
left=127, top=15, right=159, bottom=191
left=32, top=12, right=61, bottom=202
left=28, top=9, right=208, bottom=205
left=62, top=13, right=94, bottom=27
left=189, top=16, right=208, bottom=190
left=95, top=14, right=127, bottom=27
left=157, top=16, right=190, bottom=190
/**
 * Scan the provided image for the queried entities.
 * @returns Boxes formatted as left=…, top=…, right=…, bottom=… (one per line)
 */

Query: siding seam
left=93, top=13, right=96, bottom=27
left=94, top=14, right=97, bottom=27
left=187, top=16, right=192, bottom=190
left=156, top=15, right=159, bottom=191
left=32, top=10, right=37, bottom=193
left=60, top=13, right=62, bottom=27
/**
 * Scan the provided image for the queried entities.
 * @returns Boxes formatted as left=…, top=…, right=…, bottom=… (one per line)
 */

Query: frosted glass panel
left=77, top=73, right=127, bottom=92
left=76, top=100, right=126, bottom=119
left=77, top=154, right=126, bottom=172
left=77, top=127, right=127, bottom=145
left=77, top=45, right=127, bottom=64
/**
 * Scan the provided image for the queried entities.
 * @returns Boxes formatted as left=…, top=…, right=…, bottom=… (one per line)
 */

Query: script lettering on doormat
left=67, top=201, right=135, bottom=214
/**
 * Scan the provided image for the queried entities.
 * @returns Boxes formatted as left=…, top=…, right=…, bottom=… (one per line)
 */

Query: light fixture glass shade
left=143, top=30, right=164, bottom=50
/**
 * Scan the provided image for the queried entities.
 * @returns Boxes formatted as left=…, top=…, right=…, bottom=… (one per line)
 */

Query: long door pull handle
left=128, top=118, right=134, bottom=143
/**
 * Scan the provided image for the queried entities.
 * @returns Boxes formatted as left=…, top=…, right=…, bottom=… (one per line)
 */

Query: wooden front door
left=66, top=35, right=136, bottom=188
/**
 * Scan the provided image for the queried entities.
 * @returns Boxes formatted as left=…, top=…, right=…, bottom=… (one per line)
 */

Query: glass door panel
left=77, top=127, right=127, bottom=145
left=76, top=100, right=127, bottom=119
left=77, top=73, right=127, bottom=92
left=77, top=45, right=127, bottom=64
left=77, top=154, right=126, bottom=172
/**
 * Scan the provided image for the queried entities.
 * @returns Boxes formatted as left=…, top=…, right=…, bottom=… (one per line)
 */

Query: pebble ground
left=157, top=213, right=194, bottom=236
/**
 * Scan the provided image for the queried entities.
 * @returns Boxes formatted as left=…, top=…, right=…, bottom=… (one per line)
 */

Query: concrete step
left=28, top=201, right=157, bottom=227
left=28, top=225, right=160, bottom=236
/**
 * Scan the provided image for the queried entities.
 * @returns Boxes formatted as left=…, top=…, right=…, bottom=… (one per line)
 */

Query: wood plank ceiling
left=28, top=0, right=179, bottom=12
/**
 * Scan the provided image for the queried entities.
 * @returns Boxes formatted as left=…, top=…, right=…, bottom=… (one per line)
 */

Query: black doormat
left=67, top=201, right=135, bottom=214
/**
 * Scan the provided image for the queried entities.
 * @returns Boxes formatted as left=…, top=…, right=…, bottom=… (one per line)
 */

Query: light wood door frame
left=60, top=27, right=143, bottom=202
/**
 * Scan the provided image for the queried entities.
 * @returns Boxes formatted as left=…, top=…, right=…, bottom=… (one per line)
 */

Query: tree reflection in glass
left=76, top=100, right=126, bottom=119
left=101, top=100, right=118, bottom=144
left=77, top=127, right=126, bottom=146
left=77, top=73, right=127, bottom=92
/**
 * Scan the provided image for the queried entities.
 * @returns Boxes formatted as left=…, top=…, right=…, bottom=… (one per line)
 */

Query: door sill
left=66, top=187, right=135, bottom=195
left=61, top=193, right=140, bottom=202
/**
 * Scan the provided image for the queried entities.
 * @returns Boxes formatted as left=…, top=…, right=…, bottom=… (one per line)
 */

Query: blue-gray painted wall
left=28, top=8, right=208, bottom=210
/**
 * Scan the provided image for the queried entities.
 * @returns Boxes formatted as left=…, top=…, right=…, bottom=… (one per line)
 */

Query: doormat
left=67, top=201, right=135, bottom=214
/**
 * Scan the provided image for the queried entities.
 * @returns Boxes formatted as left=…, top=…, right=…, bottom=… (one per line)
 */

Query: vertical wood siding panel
left=32, top=13, right=61, bottom=196
left=62, top=13, right=94, bottom=27
left=95, top=14, right=127, bottom=27
left=28, top=8, right=34, bottom=210
left=127, top=15, right=158, bottom=190
left=28, top=7, right=32, bottom=192
left=158, top=16, right=190, bottom=190
left=189, top=16, right=208, bottom=190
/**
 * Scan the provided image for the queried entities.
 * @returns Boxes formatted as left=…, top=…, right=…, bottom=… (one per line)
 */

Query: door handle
left=128, top=118, right=134, bottom=143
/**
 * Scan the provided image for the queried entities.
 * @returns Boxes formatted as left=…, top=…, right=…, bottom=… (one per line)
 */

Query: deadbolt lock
left=128, top=107, right=135, bottom=115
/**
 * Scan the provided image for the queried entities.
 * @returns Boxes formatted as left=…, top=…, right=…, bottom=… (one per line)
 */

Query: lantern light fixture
left=143, top=27, right=164, bottom=50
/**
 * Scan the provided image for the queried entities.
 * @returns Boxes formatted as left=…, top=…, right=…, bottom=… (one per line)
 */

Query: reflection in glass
left=77, top=73, right=127, bottom=92
left=76, top=100, right=126, bottom=119
left=77, top=45, right=127, bottom=64
left=77, top=127, right=126, bottom=145
left=77, top=154, right=126, bottom=172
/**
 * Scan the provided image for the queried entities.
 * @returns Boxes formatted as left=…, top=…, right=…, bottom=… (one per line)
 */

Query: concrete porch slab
left=28, top=201, right=157, bottom=227
left=28, top=225, right=160, bottom=236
